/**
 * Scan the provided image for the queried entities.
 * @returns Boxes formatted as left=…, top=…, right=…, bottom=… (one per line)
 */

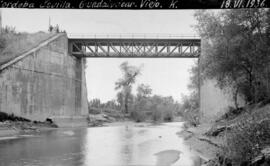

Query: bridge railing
left=67, top=33, right=201, bottom=39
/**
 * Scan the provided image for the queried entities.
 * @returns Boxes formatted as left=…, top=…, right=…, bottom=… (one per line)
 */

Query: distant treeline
left=88, top=60, right=200, bottom=124
left=88, top=93, right=180, bottom=123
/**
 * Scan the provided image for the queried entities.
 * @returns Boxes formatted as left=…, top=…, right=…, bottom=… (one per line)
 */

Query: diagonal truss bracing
left=68, top=38, right=201, bottom=58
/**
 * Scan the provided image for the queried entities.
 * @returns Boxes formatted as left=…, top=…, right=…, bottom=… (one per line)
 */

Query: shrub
left=217, top=106, right=245, bottom=122
left=180, top=92, right=200, bottom=126
left=130, top=111, right=146, bottom=122
left=152, top=109, right=163, bottom=122
left=2, top=26, right=17, bottom=34
left=224, top=119, right=270, bottom=165
left=182, top=108, right=200, bottom=127
left=0, top=112, right=30, bottom=122
left=88, top=107, right=101, bottom=114
left=0, top=36, right=5, bottom=50
left=163, top=109, right=174, bottom=122
left=217, top=105, right=270, bottom=166
left=0, top=112, right=8, bottom=121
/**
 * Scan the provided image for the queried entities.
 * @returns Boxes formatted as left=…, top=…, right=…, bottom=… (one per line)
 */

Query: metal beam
left=69, top=38, right=201, bottom=58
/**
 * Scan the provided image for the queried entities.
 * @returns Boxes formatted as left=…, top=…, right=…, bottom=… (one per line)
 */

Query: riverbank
left=180, top=103, right=270, bottom=166
left=0, top=119, right=58, bottom=139
left=178, top=122, right=223, bottom=162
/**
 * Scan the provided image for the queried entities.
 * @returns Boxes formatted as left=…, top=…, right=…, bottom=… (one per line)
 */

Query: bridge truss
left=68, top=38, right=201, bottom=58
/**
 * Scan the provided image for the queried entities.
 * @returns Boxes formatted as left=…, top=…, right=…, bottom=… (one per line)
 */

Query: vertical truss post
left=179, top=44, right=182, bottom=54
left=107, top=43, right=110, bottom=55
left=132, top=43, right=134, bottom=56
left=167, top=45, right=170, bottom=53
left=95, top=44, right=98, bottom=53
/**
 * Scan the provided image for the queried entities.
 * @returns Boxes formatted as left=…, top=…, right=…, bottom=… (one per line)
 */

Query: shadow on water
left=0, top=123, right=205, bottom=166
left=154, top=150, right=205, bottom=166
left=155, top=150, right=181, bottom=166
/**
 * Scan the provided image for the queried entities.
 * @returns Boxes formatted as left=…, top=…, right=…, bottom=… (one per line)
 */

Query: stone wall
left=199, top=39, right=245, bottom=121
left=0, top=34, right=88, bottom=127
left=200, top=79, right=244, bottom=121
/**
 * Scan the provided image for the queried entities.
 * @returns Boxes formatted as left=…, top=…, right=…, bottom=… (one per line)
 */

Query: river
left=0, top=122, right=204, bottom=166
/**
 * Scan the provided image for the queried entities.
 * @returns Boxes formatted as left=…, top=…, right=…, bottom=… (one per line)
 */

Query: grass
left=205, top=103, right=270, bottom=165
left=0, top=31, right=56, bottom=66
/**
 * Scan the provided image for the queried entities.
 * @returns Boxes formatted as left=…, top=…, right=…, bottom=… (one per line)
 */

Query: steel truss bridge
left=68, top=34, right=201, bottom=58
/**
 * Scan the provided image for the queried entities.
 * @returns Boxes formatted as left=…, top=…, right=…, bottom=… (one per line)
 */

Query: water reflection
left=0, top=122, right=204, bottom=166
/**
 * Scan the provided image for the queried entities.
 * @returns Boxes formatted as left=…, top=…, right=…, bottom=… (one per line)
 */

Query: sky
left=1, top=9, right=198, bottom=102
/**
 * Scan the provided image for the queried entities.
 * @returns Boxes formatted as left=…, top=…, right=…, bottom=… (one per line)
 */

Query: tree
left=0, top=35, right=5, bottom=51
left=149, top=95, right=177, bottom=122
left=88, top=98, right=101, bottom=108
left=116, top=92, right=124, bottom=109
left=194, top=9, right=270, bottom=105
left=188, top=61, right=200, bottom=93
left=179, top=61, right=200, bottom=125
left=136, top=84, right=152, bottom=99
left=104, top=100, right=119, bottom=110
left=132, top=84, right=152, bottom=118
left=115, top=61, right=142, bottom=113
left=180, top=92, right=200, bottom=126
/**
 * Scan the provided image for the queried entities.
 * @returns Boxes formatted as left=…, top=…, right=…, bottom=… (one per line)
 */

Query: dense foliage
left=115, top=61, right=142, bottom=114
left=0, top=35, right=5, bottom=51
left=89, top=59, right=201, bottom=123
left=194, top=9, right=270, bottom=165
left=178, top=62, right=200, bottom=126
left=88, top=98, right=120, bottom=114
left=129, top=85, right=179, bottom=122
left=194, top=9, right=270, bottom=106
left=0, top=26, right=17, bottom=51
left=89, top=62, right=181, bottom=122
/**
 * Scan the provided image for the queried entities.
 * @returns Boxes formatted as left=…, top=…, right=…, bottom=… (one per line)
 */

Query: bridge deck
left=68, top=38, right=201, bottom=58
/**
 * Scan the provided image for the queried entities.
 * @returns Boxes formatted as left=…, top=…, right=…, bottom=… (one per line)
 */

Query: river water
left=0, top=122, right=203, bottom=166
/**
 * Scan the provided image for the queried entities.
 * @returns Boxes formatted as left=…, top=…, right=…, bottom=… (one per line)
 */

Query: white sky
left=2, top=9, right=198, bottom=102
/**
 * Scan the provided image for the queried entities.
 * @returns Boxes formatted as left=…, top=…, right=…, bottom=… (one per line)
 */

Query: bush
left=152, top=109, right=163, bottom=122
left=182, top=108, right=200, bottom=127
left=0, top=37, right=5, bottom=50
left=163, top=109, right=174, bottom=122
left=88, top=107, right=101, bottom=114
left=217, top=106, right=245, bottom=122
left=2, top=26, right=17, bottom=34
left=225, top=120, right=270, bottom=165
left=0, top=112, right=8, bottom=121
left=130, top=111, right=146, bottom=122
left=0, top=112, right=30, bottom=122
left=214, top=108, right=270, bottom=166
left=206, top=118, right=270, bottom=166
left=180, top=92, right=200, bottom=126
left=102, top=108, right=124, bottom=120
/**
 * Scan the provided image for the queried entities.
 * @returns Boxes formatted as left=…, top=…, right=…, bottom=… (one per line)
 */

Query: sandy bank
left=0, top=120, right=58, bottom=140
left=177, top=123, right=223, bottom=162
